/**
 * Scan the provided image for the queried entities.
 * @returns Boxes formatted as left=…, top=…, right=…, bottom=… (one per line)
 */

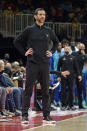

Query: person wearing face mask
left=72, top=43, right=87, bottom=109
left=57, top=46, right=81, bottom=111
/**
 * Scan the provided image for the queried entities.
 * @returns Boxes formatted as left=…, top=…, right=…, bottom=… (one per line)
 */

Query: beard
left=37, top=17, right=45, bottom=24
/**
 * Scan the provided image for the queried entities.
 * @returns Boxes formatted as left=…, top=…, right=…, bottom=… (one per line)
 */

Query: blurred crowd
left=0, top=53, right=26, bottom=118
left=49, top=40, right=87, bottom=111
left=0, top=38, right=87, bottom=117
left=0, top=0, right=87, bottom=23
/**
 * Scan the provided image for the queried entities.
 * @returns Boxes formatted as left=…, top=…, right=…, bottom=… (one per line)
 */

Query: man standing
left=57, top=46, right=81, bottom=110
left=72, top=43, right=86, bottom=109
left=14, top=8, right=59, bottom=123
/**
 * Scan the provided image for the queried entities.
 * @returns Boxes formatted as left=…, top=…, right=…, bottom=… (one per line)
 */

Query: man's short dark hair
left=61, top=39, right=70, bottom=45
left=34, top=8, right=46, bottom=15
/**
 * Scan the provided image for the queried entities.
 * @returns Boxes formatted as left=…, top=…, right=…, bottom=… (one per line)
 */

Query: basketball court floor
left=0, top=108, right=87, bottom=131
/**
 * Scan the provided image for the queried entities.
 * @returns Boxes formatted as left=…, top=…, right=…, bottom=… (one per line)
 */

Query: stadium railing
left=0, top=13, right=87, bottom=39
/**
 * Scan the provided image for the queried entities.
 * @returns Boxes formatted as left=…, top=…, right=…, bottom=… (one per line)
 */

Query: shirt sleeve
left=73, top=56, right=80, bottom=76
left=13, top=26, right=29, bottom=56
left=57, top=57, right=62, bottom=77
left=50, top=29, right=59, bottom=54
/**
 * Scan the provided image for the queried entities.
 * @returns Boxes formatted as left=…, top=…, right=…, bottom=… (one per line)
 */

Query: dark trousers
left=76, top=78, right=83, bottom=107
left=61, top=76, right=74, bottom=107
left=22, top=61, right=50, bottom=117
left=49, top=89, right=56, bottom=104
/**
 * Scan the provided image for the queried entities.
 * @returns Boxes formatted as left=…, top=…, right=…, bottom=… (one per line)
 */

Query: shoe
left=6, top=111, right=15, bottom=117
left=51, top=103, right=57, bottom=109
left=43, top=116, right=56, bottom=124
left=79, top=105, right=86, bottom=109
left=0, top=112, right=6, bottom=118
left=53, top=101, right=60, bottom=107
left=66, top=106, right=70, bottom=110
left=14, top=111, right=21, bottom=116
left=22, top=116, right=29, bottom=124
left=50, top=107, right=57, bottom=111
left=70, top=106, right=76, bottom=111
left=61, top=107, right=66, bottom=111
left=66, top=106, right=76, bottom=111
left=0, top=110, right=9, bottom=117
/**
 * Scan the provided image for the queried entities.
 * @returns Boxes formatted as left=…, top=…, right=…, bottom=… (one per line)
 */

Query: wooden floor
left=0, top=109, right=87, bottom=131
left=28, top=114, right=87, bottom=131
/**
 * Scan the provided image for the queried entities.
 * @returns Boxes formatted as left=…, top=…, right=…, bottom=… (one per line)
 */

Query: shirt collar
left=35, top=22, right=44, bottom=29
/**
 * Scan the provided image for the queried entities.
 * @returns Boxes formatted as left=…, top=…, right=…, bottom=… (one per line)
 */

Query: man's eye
left=39, top=14, right=45, bottom=16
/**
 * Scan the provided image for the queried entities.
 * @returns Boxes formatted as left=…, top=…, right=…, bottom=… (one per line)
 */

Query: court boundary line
left=21, top=113, right=87, bottom=131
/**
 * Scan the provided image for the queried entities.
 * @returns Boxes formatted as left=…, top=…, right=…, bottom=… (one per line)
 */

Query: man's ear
left=34, top=15, right=37, bottom=20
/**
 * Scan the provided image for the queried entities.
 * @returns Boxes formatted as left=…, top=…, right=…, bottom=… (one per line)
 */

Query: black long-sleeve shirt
left=13, top=23, right=59, bottom=64
left=57, top=54, right=80, bottom=78
left=72, top=51, right=86, bottom=75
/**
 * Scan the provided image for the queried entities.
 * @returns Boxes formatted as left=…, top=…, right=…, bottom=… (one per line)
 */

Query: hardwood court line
left=21, top=123, right=51, bottom=131
left=57, top=113, right=87, bottom=124
left=21, top=113, right=87, bottom=131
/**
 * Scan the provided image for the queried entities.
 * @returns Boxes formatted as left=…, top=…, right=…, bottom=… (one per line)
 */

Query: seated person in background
left=0, top=87, right=7, bottom=117
left=0, top=60, right=21, bottom=116
left=11, top=62, right=24, bottom=88
left=4, top=62, right=23, bottom=111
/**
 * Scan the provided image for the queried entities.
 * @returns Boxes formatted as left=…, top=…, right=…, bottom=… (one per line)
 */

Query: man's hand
left=81, top=50, right=85, bottom=55
left=78, top=76, right=82, bottom=82
left=57, top=77, right=61, bottom=82
left=6, top=87, right=13, bottom=94
left=25, top=48, right=33, bottom=56
left=46, top=50, right=52, bottom=57
left=61, top=71, right=70, bottom=77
